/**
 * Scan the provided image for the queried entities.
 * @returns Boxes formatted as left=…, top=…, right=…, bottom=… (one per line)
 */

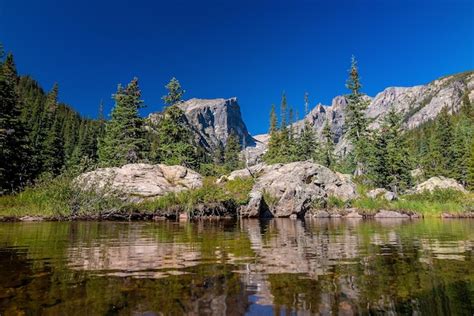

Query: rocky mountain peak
left=245, top=70, right=474, bottom=163
left=149, top=97, right=255, bottom=153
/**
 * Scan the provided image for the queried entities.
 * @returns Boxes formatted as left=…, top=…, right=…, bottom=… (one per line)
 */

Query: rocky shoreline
left=2, top=162, right=472, bottom=222
left=2, top=207, right=473, bottom=223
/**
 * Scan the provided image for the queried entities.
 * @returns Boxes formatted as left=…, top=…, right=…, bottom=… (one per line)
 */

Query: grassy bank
left=1, top=173, right=473, bottom=219
left=0, top=175, right=254, bottom=219
left=350, top=186, right=474, bottom=217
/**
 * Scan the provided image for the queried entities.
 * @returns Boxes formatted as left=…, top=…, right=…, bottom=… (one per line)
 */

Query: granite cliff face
left=148, top=98, right=255, bottom=153
left=249, top=71, right=474, bottom=160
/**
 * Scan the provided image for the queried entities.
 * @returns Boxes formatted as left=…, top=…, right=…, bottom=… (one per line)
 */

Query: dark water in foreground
left=0, top=219, right=472, bottom=315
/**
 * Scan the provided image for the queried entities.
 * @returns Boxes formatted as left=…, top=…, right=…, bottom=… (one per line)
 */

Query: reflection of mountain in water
left=60, top=219, right=474, bottom=315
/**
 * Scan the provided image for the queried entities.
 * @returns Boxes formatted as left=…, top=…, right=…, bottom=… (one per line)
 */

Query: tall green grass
left=138, top=177, right=254, bottom=213
left=0, top=175, right=255, bottom=218
left=352, top=188, right=473, bottom=217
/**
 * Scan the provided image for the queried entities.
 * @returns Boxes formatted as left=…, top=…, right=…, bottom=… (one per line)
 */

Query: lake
left=0, top=219, right=472, bottom=315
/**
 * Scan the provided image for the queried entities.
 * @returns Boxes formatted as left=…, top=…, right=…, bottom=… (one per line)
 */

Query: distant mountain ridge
left=147, top=71, right=473, bottom=164
left=245, top=70, right=474, bottom=162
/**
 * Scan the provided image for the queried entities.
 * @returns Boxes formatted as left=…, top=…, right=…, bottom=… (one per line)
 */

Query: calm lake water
left=0, top=219, right=472, bottom=315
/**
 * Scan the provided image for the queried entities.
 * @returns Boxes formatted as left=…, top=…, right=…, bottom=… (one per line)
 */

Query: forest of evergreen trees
left=1, top=44, right=473, bottom=196
left=0, top=44, right=241, bottom=194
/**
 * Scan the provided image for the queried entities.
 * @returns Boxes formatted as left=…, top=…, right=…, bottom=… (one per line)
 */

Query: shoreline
left=2, top=208, right=473, bottom=222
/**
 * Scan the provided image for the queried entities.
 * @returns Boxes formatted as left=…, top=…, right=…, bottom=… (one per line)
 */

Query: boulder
left=239, top=161, right=357, bottom=218
left=76, top=163, right=202, bottom=202
left=374, top=210, right=410, bottom=219
left=309, top=210, right=331, bottom=218
left=367, top=188, right=397, bottom=201
left=410, top=176, right=467, bottom=194
left=344, top=209, right=363, bottom=218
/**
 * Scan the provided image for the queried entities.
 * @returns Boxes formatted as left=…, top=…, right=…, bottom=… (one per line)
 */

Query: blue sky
left=1, top=0, right=473, bottom=135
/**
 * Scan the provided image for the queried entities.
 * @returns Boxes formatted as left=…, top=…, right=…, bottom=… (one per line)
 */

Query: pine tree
left=0, top=52, right=32, bottom=193
left=370, top=108, right=412, bottom=192
left=345, top=56, right=372, bottom=175
left=435, top=108, right=455, bottom=177
left=467, top=140, right=474, bottom=191
left=98, top=78, right=147, bottom=166
left=150, top=105, right=201, bottom=168
left=278, top=93, right=290, bottom=158
left=224, top=132, right=241, bottom=171
left=264, top=104, right=282, bottom=163
left=460, top=88, right=473, bottom=118
left=321, top=120, right=335, bottom=167
left=451, top=124, right=469, bottom=184
left=162, top=77, right=184, bottom=106
left=42, top=115, right=64, bottom=175
left=213, top=142, right=225, bottom=165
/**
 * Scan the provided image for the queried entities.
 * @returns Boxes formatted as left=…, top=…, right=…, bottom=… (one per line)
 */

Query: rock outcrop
left=148, top=98, right=255, bottom=152
left=409, top=176, right=467, bottom=194
left=233, top=161, right=357, bottom=218
left=76, top=164, right=202, bottom=202
left=367, top=188, right=397, bottom=201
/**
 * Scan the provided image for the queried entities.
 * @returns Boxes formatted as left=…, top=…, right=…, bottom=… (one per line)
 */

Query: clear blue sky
left=1, top=0, right=473, bottom=135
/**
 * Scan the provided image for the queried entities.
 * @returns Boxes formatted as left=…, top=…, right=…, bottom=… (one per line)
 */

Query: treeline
left=95, top=76, right=241, bottom=173
left=408, top=93, right=474, bottom=186
left=264, top=57, right=474, bottom=192
left=0, top=48, right=103, bottom=194
left=0, top=45, right=241, bottom=194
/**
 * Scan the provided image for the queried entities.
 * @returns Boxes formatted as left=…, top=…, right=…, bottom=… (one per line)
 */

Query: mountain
left=148, top=98, right=256, bottom=153
left=245, top=70, right=474, bottom=162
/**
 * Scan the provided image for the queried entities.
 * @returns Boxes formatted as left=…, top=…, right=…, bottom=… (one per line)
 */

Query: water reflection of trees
left=239, top=218, right=474, bottom=314
left=0, top=220, right=472, bottom=315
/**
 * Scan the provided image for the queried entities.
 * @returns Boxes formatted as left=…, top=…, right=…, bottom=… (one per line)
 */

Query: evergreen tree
left=162, top=77, right=184, bottom=106
left=98, top=78, right=146, bottom=166
left=42, top=115, right=64, bottom=175
left=321, top=120, right=335, bottom=167
left=460, top=88, right=473, bottom=118
left=428, top=108, right=455, bottom=177
left=278, top=93, right=290, bottom=158
left=345, top=56, right=372, bottom=175
left=467, top=140, right=474, bottom=191
left=224, top=132, right=241, bottom=171
left=264, top=104, right=282, bottom=163
left=150, top=105, right=201, bottom=168
left=370, top=108, right=412, bottom=192
left=213, top=142, right=225, bottom=165
left=0, top=52, right=32, bottom=193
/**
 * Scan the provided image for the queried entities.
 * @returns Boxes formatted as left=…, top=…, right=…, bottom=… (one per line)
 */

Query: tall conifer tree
left=98, top=78, right=146, bottom=166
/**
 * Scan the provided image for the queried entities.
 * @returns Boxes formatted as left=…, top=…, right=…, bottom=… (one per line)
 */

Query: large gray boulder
left=410, top=176, right=467, bottom=194
left=76, top=164, right=202, bottom=202
left=237, top=161, right=358, bottom=218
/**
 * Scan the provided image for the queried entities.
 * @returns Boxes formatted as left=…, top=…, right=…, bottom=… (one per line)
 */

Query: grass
left=352, top=188, right=474, bottom=217
left=0, top=174, right=255, bottom=218
left=137, top=176, right=254, bottom=213
left=1, top=170, right=472, bottom=219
